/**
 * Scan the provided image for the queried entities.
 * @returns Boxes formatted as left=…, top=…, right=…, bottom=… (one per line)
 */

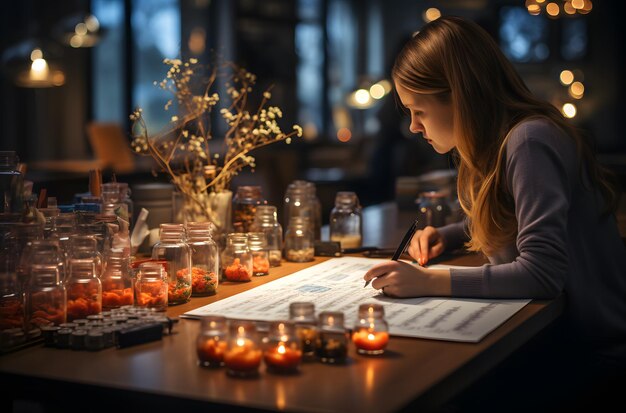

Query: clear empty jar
left=186, top=222, right=219, bottom=296
left=284, top=216, right=314, bottom=262
left=134, top=262, right=167, bottom=311
left=329, top=191, right=363, bottom=249
left=196, top=315, right=228, bottom=367
left=263, top=321, right=302, bottom=374
left=221, top=233, right=252, bottom=282
left=100, top=250, right=134, bottom=310
left=250, top=205, right=283, bottom=267
left=289, top=302, right=317, bottom=360
left=65, top=258, right=102, bottom=322
left=316, top=311, right=348, bottom=364
left=151, top=223, right=192, bottom=305
left=247, top=232, right=270, bottom=276
left=352, top=303, right=389, bottom=355
left=26, top=264, right=66, bottom=328
left=224, top=320, right=262, bottom=377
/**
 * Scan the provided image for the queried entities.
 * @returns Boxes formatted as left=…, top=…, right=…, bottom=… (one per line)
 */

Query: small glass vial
left=224, top=320, right=262, bottom=377
left=100, top=250, right=134, bottom=310
left=151, top=223, right=192, bottom=305
left=26, top=264, right=66, bottom=328
left=186, top=222, right=219, bottom=296
left=247, top=232, right=270, bottom=276
left=352, top=303, right=389, bottom=356
left=232, top=185, right=265, bottom=233
left=134, top=262, right=167, bottom=311
left=249, top=205, right=283, bottom=267
left=329, top=191, right=363, bottom=249
left=284, top=216, right=314, bottom=262
left=264, top=321, right=302, bottom=374
left=196, top=315, right=228, bottom=368
left=316, top=311, right=348, bottom=364
left=221, top=233, right=253, bottom=282
left=65, top=258, right=102, bottom=322
left=289, top=302, right=317, bottom=360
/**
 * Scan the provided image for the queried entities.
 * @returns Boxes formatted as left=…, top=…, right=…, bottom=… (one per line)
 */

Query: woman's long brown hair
left=392, top=16, right=618, bottom=255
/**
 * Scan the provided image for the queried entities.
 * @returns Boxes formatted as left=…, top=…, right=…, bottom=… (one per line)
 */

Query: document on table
left=183, top=257, right=530, bottom=343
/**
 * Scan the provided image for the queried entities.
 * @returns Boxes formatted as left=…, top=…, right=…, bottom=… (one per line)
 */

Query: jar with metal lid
left=186, top=222, right=219, bottom=296
left=284, top=216, right=314, bottom=262
left=329, top=191, right=363, bottom=249
left=221, top=233, right=252, bottom=282
left=247, top=232, right=270, bottom=276
left=26, top=264, right=66, bottom=328
left=65, top=258, right=102, bottom=322
left=151, top=223, right=192, bottom=305
left=249, top=205, right=283, bottom=267
left=232, top=185, right=265, bottom=233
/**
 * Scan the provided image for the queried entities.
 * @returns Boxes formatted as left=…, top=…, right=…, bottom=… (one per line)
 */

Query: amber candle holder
left=196, top=315, right=228, bottom=368
left=224, top=320, right=262, bottom=377
left=352, top=303, right=389, bottom=355
left=263, top=321, right=302, bottom=374
left=289, top=302, right=317, bottom=360
left=315, top=311, right=348, bottom=364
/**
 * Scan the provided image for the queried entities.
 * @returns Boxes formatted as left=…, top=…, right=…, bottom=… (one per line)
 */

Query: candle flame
left=277, top=343, right=286, bottom=354
left=367, top=333, right=376, bottom=341
left=236, top=337, right=245, bottom=347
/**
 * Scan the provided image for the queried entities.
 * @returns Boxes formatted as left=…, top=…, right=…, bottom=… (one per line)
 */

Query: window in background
left=499, top=6, right=549, bottom=63
left=561, top=17, right=587, bottom=61
left=92, top=0, right=125, bottom=123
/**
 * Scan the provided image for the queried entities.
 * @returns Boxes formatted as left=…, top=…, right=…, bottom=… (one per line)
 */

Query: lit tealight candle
left=224, top=322, right=262, bottom=377
left=352, top=329, right=389, bottom=354
left=264, top=341, right=302, bottom=374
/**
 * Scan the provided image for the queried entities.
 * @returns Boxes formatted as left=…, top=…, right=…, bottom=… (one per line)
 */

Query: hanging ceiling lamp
left=2, top=38, right=66, bottom=88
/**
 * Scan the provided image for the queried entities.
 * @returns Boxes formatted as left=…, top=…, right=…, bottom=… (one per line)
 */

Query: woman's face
left=395, top=82, right=455, bottom=154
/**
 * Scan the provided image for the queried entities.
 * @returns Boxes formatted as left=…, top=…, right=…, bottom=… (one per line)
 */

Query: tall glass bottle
left=232, top=185, right=265, bottom=233
left=65, top=258, right=101, bottom=322
left=186, top=222, right=219, bottom=296
left=250, top=205, right=283, bottom=267
left=0, top=151, right=24, bottom=214
left=284, top=216, right=314, bottom=262
left=151, top=223, right=192, bottom=305
left=329, top=191, right=363, bottom=249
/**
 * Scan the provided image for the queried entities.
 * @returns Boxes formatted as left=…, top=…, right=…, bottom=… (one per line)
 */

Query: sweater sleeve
left=450, top=121, right=572, bottom=299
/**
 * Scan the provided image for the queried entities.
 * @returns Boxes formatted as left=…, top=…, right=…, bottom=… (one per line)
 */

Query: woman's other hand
left=407, top=226, right=445, bottom=266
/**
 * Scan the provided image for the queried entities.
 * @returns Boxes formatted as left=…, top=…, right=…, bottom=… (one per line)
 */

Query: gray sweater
left=438, top=119, right=626, bottom=350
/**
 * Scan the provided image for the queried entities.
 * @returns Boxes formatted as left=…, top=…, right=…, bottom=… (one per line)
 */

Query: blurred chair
left=86, top=122, right=136, bottom=174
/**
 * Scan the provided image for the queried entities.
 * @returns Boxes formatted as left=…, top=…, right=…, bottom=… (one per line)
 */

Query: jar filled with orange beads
left=221, top=233, right=252, bottom=282
left=224, top=320, right=262, bottom=377
left=247, top=232, right=270, bottom=276
left=134, top=262, right=167, bottom=311
left=186, top=222, right=219, bottom=296
left=65, top=259, right=102, bottom=322
left=196, top=315, right=228, bottom=368
left=100, top=250, right=133, bottom=310
left=151, top=223, right=192, bottom=305
left=352, top=303, right=389, bottom=355
left=26, top=264, right=66, bottom=329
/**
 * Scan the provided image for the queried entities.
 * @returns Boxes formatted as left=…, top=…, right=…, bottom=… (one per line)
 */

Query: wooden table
left=0, top=203, right=565, bottom=412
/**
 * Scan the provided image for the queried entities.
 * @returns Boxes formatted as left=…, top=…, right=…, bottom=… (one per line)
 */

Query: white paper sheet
left=183, top=257, right=530, bottom=342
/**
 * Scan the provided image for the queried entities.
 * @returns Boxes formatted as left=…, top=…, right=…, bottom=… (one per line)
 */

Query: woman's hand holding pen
left=363, top=260, right=451, bottom=297
left=407, top=226, right=445, bottom=266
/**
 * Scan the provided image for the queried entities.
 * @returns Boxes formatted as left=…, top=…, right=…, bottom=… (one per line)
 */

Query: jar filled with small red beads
left=65, top=258, right=102, bottom=322
left=221, top=233, right=252, bottom=282
left=151, top=223, right=192, bottom=305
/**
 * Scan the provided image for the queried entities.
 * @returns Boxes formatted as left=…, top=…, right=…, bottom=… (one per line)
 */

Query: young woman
left=363, top=16, right=626, bottom=376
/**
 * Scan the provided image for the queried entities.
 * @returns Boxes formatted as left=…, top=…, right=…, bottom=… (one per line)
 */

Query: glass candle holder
left=196, top=315, right=228, bottom=368
left=224, top=320, right=262, bottom=377
left=315, top=311, right=348, bottom=364
left=289, top=302, right=317, bottom=360
left=263, top=321, right=302, bottom=374
left=134, top=262, right=168, bottom=311
left=352, top=303, right=389, bottom=355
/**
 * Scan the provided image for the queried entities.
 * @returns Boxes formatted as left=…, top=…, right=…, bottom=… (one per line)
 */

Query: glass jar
left=284, top=216, right=314, bottom=262
left=289, top=301, right=317, bottom=360
left=26, top=264, right=66, bottom=328
left=316, top=311, right=348, bottom=364
left=101, top=182, right=130, bottom=224
left=249, top=205, right=283, bottom=267
left=247, top=232, right=270, bottom=276
left=0, top=242, right=24, bottom=332
left=38, top=207, right=60, bottom=239
left=0, top=151, right=24, bottom=214
left=186, top=222, right=219, bottom=296
left=65, top=258, right=102, bottom=322
left=221, top=233, right=253, bottom=282
left=134, top=262, right=168, bottom=311
left=68, top=235, right=103, bottom=277
left=151, top=223, right=192, bottom=305
left=224, top=320, right=262, bottom=377
left=283, top=182, right=314, bottom=236
left=232, top=185, right=265, bottom=233
left=416, top=190, right=450, bottom=229
left=100, top=250, right=133, bottom=310
left=51, top=212, right=76, bottom=257
left=196, top=315, right=228, bottom=367
left=292, top=180, right=322, bottom=241
left=18, top=239, right=65, bottom=290
left=264, top=321, right=302, bottom=374
left=352, top=303, right=389, bottom=355
left=329, top=191, right=363, bottom=249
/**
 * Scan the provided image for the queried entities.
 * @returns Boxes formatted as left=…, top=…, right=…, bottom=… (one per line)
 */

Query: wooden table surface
left=0, top=203, right=565, bottom=412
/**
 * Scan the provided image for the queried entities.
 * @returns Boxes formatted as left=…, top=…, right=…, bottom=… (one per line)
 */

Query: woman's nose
left=410, top=118, right=423, bottom=134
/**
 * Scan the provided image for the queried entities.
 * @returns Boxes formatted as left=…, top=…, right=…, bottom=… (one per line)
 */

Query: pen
left=364, top=218, right=419, bottom=288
